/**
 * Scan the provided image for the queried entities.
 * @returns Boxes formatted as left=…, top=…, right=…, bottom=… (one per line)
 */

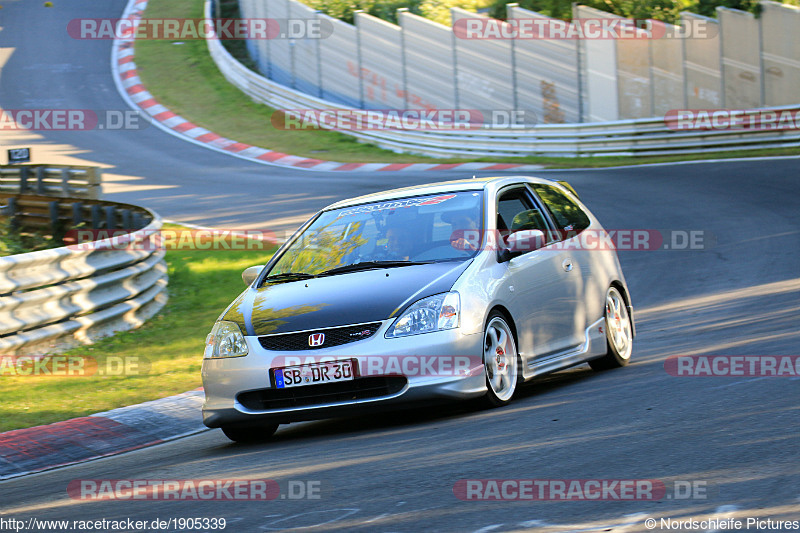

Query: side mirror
left=242, top=265, right=265, bottom=286
left=498, top=230, right=545, bottom=263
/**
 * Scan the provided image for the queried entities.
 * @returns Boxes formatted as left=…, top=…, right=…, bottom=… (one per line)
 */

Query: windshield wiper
left=263, top=272, right=316, bottom=283
left=318, top=260, right=430, bottom=277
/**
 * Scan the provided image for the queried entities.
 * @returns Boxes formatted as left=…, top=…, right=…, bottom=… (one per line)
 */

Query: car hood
left=221, top=261, right=471, bottom=336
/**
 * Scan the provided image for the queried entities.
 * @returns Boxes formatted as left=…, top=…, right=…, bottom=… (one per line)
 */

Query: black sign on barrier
left=8, top=148, right=31, bottom=164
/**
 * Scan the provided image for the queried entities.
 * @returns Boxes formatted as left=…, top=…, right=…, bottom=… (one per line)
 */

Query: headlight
left=386, top=292, right=460, bottom=338
left=204, top=321, right=248, bottom=358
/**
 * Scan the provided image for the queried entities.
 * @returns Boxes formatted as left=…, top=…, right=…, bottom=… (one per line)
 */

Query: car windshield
left=266, top=191, right=484, bottom=279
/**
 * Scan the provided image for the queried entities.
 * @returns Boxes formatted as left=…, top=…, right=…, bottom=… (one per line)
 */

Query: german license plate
left=274, top=360, right=356, bottom=388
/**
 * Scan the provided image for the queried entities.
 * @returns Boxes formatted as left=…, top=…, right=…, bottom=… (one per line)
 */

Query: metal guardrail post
left=36, top=167, right=46, bottom=195
left=72, top=202, right=84, bottom=226
left=7, top=197, right=18, bottom=230
left=48, top=201, right=59, bottom=233
left=91, top=204, right=101, bottom=229
left=104, top=206, right=117, bottom=229
left=121, top=209, right=132, bottom=230
left=60, top=168, right=71, bottom=197
left=19, top=167, right=29, bottom=195
left=1, top=197, right=16, bottom=217
left=85, top=167, right=101, bottom=200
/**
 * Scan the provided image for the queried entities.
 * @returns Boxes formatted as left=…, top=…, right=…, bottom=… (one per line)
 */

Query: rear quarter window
left=530, top=184, right=591, bottom=233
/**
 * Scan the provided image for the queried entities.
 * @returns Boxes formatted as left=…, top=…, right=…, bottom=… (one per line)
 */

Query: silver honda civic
left=202, top=176, right=635, bottom=442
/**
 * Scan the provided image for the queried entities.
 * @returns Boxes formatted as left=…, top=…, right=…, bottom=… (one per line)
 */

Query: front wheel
left=482, top=313, right=520, bottom=406
left=220, top=423, right=279, bottom=443
left=589, top=286, right=633, bottom=371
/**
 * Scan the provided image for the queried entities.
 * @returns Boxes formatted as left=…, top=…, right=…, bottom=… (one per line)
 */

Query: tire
left=482, top=313, right=520, bottom=407
left=589, top=286, right=633, bottom=371
left=220, top=423, right=279, bottom=443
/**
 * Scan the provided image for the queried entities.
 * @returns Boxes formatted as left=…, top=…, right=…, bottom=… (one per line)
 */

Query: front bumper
left=201, top=322, right=485, bottom=428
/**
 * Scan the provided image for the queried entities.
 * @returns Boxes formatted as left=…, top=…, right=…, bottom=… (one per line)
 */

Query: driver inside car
left=384, top=226, right=415, bottom=260
left=444, top=212, right=480, bottom=251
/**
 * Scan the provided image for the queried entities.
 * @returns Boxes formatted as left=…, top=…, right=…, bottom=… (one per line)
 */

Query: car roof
left=324, top=176, right=558, bottom=210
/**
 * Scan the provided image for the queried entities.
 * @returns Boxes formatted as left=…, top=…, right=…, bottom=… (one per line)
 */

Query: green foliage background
left=301, top=0, right=799, bottom=25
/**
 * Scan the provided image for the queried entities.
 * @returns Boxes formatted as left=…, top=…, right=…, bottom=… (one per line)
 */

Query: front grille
left=237, top=376, right=407, bottom=410
left=258, top=322, right=382, bottom=351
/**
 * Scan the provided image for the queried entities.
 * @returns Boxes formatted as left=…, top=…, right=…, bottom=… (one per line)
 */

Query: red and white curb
left=111, top=0, right=543, bottom=173
left=0, top=389, right=207, bottom=480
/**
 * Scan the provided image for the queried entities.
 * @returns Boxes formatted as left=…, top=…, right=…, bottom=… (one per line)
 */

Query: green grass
left=134, top=0, right=800, bottom=168
left=0, top=226, right=275, bottom=432
left=0, top=218, right=63, bottom=256
left=134, top=0, right=428, bottom=163
left=482, top=147, right=800, bottom=168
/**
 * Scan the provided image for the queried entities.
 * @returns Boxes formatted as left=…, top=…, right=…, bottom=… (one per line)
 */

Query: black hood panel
left=222, top=261, right=470, bottom=336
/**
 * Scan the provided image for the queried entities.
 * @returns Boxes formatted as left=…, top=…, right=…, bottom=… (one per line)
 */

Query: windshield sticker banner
left=336, top=195, right=457, bottom=218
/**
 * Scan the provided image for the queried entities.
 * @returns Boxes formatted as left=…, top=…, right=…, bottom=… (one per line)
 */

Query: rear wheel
left=220, top=423, right=279, bottom=443
left=589, top=286, right=633, bottom=371
left=482, top=313, right=519, bottom=406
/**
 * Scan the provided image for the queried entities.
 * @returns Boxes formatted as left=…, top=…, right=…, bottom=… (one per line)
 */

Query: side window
left=497, top=188, right=551, bottom=248
left=497, top=195, right=529, bottom=232
left=530, top=184, right=591, bottom=233
left=497, top=187, right=546, bottom=231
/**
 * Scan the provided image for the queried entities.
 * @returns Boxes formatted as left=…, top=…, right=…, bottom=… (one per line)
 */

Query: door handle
left=562, top=258, right=573, bottom=272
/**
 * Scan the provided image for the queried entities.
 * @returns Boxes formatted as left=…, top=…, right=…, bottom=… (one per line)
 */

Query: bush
left=301, top=0, right=493, bottom=25
left=303, top=0, right=798, bottom=26
left=0, top=217, right=60, bottom=256
left=302, top=0, right=422, bottom=24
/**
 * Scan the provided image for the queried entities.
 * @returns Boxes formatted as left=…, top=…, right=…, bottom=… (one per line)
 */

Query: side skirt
left=520, top=318, right=606, bottom=381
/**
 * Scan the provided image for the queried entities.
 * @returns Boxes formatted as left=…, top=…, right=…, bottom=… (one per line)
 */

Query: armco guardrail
left=1, top=193, right=150, bottom=234
left=0, top=164, right=101, bottom=199
left=206, top=1, right=800, bottom=158
left=0, top=195, right=167, bottom=355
